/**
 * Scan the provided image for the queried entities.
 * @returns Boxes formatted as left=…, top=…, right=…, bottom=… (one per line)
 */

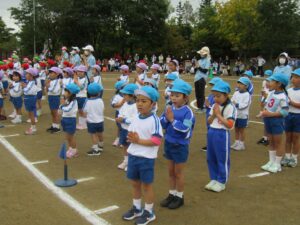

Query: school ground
left=0, top=73, right=299, bottom=225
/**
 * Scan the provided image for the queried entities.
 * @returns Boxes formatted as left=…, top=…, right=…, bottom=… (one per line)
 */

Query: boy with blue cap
left=282, top=68, right=300, bottom=167
left=160, top=79, right=195, bottom=209
left=206, top=80, right=237, bottom=192
left=231, top=77, right=252, bottom=151
left=259, top=73, right=289, bottom=173
left=164, top=72, right=178, bottom=106
left=122, top=86, right=163, bottom=225
left=84, top=83, right=105, bottom=156
left=116, top=83, right=139, bottom=170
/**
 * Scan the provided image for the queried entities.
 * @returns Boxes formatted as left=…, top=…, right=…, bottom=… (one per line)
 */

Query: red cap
left=8, top=62, right=14, bottom=69
left=39, top=62, right=47, bottom=68
left=22, top=63, right=30, bottom=70
left=47, top=59, right=56, bottom=66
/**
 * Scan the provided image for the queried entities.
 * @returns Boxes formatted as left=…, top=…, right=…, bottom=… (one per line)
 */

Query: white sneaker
left=37, top=110, right=42, bottom=117
left=8, top=111, right=16, bottom=118
left=118, top=160, right=128, bottom=170
left=11, top=116, right=22, bottom=124
left=234, top=143, right=245, bottom=151
left=261, top=161, right=273, bottom=171
left=112, top=138, right=119, bottom=147
left=27, top=118, right=38, bottom=123
left=267, top=163, right=282, bottom=173
left=231, top=141, right=239, bottom=149
left=210, top=181, right=226, bottom=193
left=205, top=180, right=217, bottom=190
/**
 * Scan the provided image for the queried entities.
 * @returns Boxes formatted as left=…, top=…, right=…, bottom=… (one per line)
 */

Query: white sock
left=269, top=150, right=276, bottom=163
left=240, top=141, right=244, bottom=145
left=54, top=123, right=60, bottom=128
left=285, top=153, right=291, bottom=159
left=124, top=156, right=128, bottom=163
left=292, top=154, right=298, bottom=162
left=92, top=144, right=98, bottom=150
left=78, top=117, right=83, bottom=125
left=263, top=136, right=268, bottom=141
left=133, top=199, right=142, bottom=210
left=52, top=123, right=56, bottom=128
left=98, top=141, right=104, bottom=148
left=31, top=125, right=36, bottom=130
left=275, top=156, right=282, bottom=165
left=144, top=203, right=154, bottom=213
left=169, top=190, right=176, bottom=196
left=176, top=191, right=184, bottom=198
left=17, top=115, right=22, bottom=119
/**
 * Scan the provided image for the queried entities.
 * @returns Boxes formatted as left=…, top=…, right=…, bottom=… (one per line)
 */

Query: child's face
left=269, top=80, right=281, bottom=91
left=170, top=92, right=187, bottom=107
left=77, top=71, right=85, bottom=78
left=64, top=90, right=71, bottom=99
left=12, top=74, right=20, bottom=82
left=63, top=71, right=69, bottom=78
left=26, top=73, right=33, bottom=80
left=237, top=82, right=247, bottom=91
left=165, top=79, right=173, bottom=86
left=151, top=68, right=157, bottom=74
left=136, top=67, right=143, bottom=74
left=121, top=69, right=129, bottom=75
left=123, top=94, right=134, bottom=102
left=168, top=62, right=176, bottom=71
left=291, top=75, right=300, bottom=87
left=92, top=68, right=98, bottom=75
left=136, top=95, right=154, bottom=115
left=49, top=72, right=58, bottom=79
left=212, top=91, right=228, bottom=105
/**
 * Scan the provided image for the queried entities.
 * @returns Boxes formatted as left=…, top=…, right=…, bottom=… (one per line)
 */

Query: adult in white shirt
left=257, top=55, right=266, bottom=77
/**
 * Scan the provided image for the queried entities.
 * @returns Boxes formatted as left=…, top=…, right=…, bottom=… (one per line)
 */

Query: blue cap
left=65, top=83, right=80, bottom=94
left=292, top=68, right=300, bottom=77
left=114, top=80, right=127, bottom=90
left=143, top=77, right=157, bottom=88
left=166, top=73, right=178, bottom=81
left=135, top=86, right=160, bottom=102
left=243, top=70, right=253, bottom=77
left=238, top=77, right=251, bottom=87
left=264, top=70, right=272, bottom=76
left=120, top=83, right=139, bottom=95
left=211, top=80, right=231, bottom=94
left=209, top=77, right=223, bottom=85
left=169, top=79, right=192, bottom=95
left=266, top=73, right=289, bottom=87
left=87, top=83, right=103, bottom=95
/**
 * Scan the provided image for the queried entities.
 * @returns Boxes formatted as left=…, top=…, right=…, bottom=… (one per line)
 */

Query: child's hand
left=260, top=110, right=270, bottom=117
left=213, top=104, right=221, bottom=116
left=60, top=98, right=65, bottom=105
left=8, top=83, right=13, bottom=89
left=21, top=82, right=27, bottom=88
left=115, top=117, right=123, bottom=123
left=127, top=132, right=139, bottom=143
left=204, top=99, right=210, bottom=108
left=165, top=106, right=174, bottom=122
left=256, top=111, right=263, bottom=118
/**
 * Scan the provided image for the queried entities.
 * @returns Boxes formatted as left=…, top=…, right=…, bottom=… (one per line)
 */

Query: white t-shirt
left=47, top=79, right=61, bottom=96
left=76, top=77, right=88, bottom=98
left=265, top=91, right=288, bottom=113
left=231, top=91, right=251, bottom=119
left=119, top=74, right=129, bottom=83
left=62, top=78, right=73, bottom=95
left=209, top=102, right=237, bottom=130
left=60, top=100, right=78, bottom=118
left=118, top=102, right=138, bottom=130
left=93, top=75, right=102, bottom=86
left=83, top=97, right=104, bottom=123
left=127, top=114, right=163, bottom=159
left=111, top=94, right=123, bottom=111
left=36, top=77, right=42, bottom=92
left=136, top=73, right=146, bottom=88
left=287, top=88, right=300, bottom=114
left=9, top=81, right=22, bottom=97
left=23, top=80, right=38, bottom=95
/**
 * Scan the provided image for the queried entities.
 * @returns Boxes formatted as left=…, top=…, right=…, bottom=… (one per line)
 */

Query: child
left=0, top=71, right=4, bottom=119
left=39, top=61, right=47, bottom=100
left=231, top=77, right=252, bottom=151
left=143, top=77, right=157, bottom=90
left=160, top=79, right=195, bottom=209
left=35, top=68, right=43, bottom=117
left=122, top=86, right=162, bottom=225
left=257, top=70, right=273, bottom=145
left=116, top=83, right=139, bottom=171
left=62, top=67, right=74, bottom=96
left=202, top=77, right=223, bottom=151
left=73, top=65, right=89, bottom=130
left=111, top=80, right=126, bottom=147
left=22, top=68, right=38, bottom=135
left=206, top=80, right=237, bottom=192
left=165, top=60, right=180, bottom=79
left=46, top=67, right=62, bottom=133
left=164, top=73, right=178, bottom=106
left=134, top=63, right=147, bottom=88
left=84, top=83, right=105, bottom=156
left=118, top=65, right=130, bottom=83
left=260, top=73, right=289, bottom=173
left=9, top=70, right=23, bottom=124
left=59, top=83, right=80, bottom=158
left=91, top=65, right=103, bottom=98
left=150, top=64, right=160, bottom=87
left=241, top=70, right=254, bottom=96
left=281, top=68, right=300, bottom=167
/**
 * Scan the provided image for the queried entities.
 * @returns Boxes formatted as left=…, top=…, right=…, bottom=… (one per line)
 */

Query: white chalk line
left=94, top=205, right=119, bottom=215
left=0, top=134, right=20, bottom=138
left=0, top=136, right=111, bottom=225
left=31, top=160, right=49, bottom=165
left=77, top=177, right=95, bottom=183
left=240, top=172, right=270, bottom=178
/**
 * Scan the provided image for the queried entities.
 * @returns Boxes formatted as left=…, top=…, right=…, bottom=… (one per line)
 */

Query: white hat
left=197, top=46, right=210, bottom=56
left=72, top=46, right=80, bottom=52
left=82, top=45, right=94, bottom=52
left=279, top=52, right=289, bottom=58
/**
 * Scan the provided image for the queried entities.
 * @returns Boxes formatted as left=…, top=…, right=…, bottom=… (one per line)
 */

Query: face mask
left=279, top=58, right=286, bottom=65
left=200, top=54, right=205, bottom=58
left=84, top=51, right=89, bottom=56
left=70, top=50, right=75, bottom=55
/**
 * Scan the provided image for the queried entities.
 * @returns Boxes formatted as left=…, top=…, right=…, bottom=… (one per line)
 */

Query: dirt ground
left=0, top=73, right=299, bottom=225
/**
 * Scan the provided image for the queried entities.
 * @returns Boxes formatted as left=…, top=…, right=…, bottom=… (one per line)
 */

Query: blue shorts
left=264, top=117, right=284, bottom=135
left=41, top=80, right=45, bottom=88
left=235, top=118, right=248, bottom=128
left=61, top=117, right=76, bottom=135
left=164, top=140, right=189, bottom=164
left=0, top=98, right=3, bottom=108
left=11, top=96, right=23, bottom=109
left=2, top=81, right=8, bottom=89
left=127, top=154, right=155, bottom=184
left=285, top=113, right=300, bottom=133
left=87, top=122, right=104, bottom=134
left=24, top=95, right=37, bottom=112
left=48, top=95, right=60, bottom=110
left=76, top=97, right=86, bottom=110
left=37, top=91, right=43, bottom=100
left=119, top=128, right=129, bottom=146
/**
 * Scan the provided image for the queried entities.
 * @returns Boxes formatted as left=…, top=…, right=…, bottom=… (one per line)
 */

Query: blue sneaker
left=122, top=206, right=143, bottom=221
left=135, top=210, right=156, bottom=225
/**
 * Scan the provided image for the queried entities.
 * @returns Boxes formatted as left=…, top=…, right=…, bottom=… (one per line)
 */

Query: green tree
left=0, top=17, right=18, bottom=56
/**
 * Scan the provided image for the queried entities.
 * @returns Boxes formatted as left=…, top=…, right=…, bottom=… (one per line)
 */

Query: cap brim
left=134, top=89, right=151, bottom=99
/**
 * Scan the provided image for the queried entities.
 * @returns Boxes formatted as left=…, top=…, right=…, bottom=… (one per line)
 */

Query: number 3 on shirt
left=268, top=98, right=275, bottom=108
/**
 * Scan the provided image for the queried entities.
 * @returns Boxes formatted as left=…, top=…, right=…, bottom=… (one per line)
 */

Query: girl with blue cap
left=259, top=73, right=289, bottom=173
left=160, top=79, right=195, bottom=209
left=122, top=86, right=163, bottom=225
left=206, top=80, right=237, bottom=192
left=59, top=83, right=80, bottom=158
left=231, top=77, right=252, bottom=151
left=116, top=83, right=139, bottom=171
left=281, top=68, right=300, bottom=168
left=241, top=70, right=254, bottom=96
left=111, top=80, right=126, bottom=147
